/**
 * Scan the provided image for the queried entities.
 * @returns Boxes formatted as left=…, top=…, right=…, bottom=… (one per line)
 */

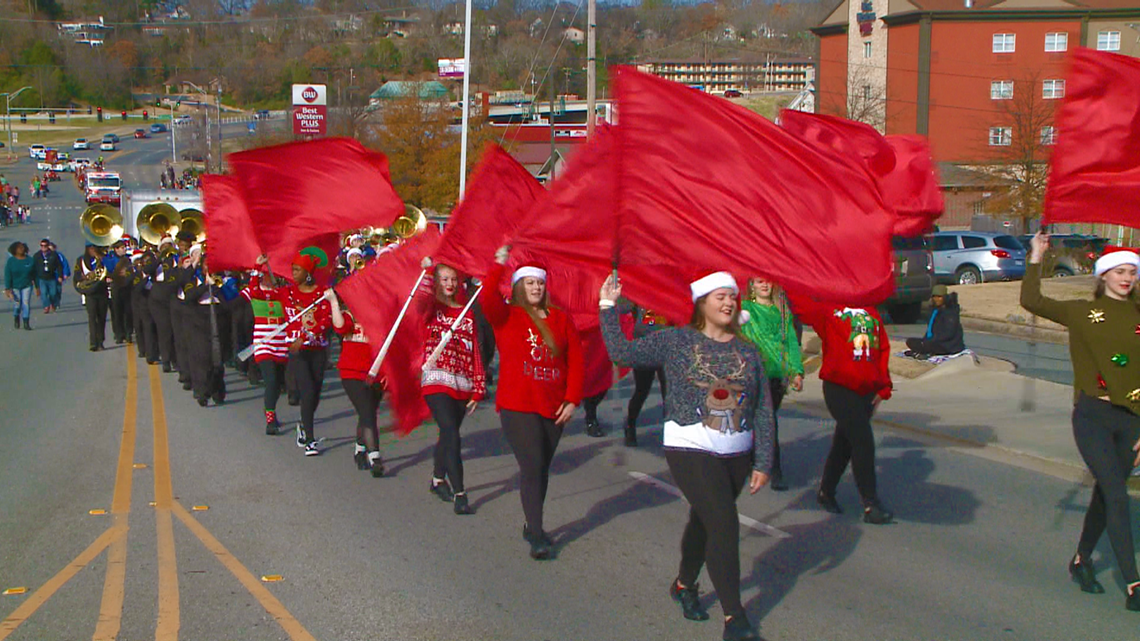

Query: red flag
left=336, top=228, right=442, bottom=436
left=434, top=144, right=545, bottom=278
left=200, top=174, right=262, bottom=271
left=779, top=110, right=943, bottom=236
left=613, top=67, right=896, bottom=307
left=227, top=137, right=404, bottom=275
left=1044, top=48, right=1140, bottom=226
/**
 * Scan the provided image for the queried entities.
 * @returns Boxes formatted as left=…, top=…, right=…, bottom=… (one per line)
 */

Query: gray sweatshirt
left=600, top=307, right=774, bottom=471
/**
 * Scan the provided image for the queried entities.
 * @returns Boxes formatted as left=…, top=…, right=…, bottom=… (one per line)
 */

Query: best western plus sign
left=291, top=84, right=328, bottom=136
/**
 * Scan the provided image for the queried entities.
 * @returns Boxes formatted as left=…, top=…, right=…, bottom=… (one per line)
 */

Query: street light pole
left=458, top=0, right=473, bottom=198
left=170, top=101, right=177, bottom=166
left=3, top=86, right=33, bottom=161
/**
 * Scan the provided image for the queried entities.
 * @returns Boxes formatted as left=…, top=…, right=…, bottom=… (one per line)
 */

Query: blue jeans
left=11, top=286, right=32, bottom=320
left=38, top=278, right=59, bottom=310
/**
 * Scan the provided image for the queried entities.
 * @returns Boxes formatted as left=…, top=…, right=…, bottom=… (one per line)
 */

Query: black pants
left=583, top=390, right=606, bottom=424
left=769, top=378, right=786, bottom=475
left=627, top=367, right=666, bottom=427
left=290, top=348, right=328, bottom=440
left=149, top=295, right=175, bottom=366
left=343, top=378, right=383, bottom=451
left=427, top=394, right=468, bottom=492
left=820, top=381, right=879, bottom=503
left=171, top=303, right=190, bottom=382
left=109, top=286, right=132, bottom=342
left=132, top=291, right=157, bottom=362
left=1073, top=394, right=1140, bottom=584
left=665, top=450, right=751, bottom=618
left=500, top=410, right=564, bottom=533
left=84, top=292, right=109, bottom=348
left=188, top=306, right=225, bottom=402
left=257, top=360, right=286, bottom=411
left=232, top=299, right=253, bottom=375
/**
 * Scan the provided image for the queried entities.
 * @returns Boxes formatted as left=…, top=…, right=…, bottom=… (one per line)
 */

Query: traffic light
left=19, top=113, right=26, bottom=124
left=121, top=110, right=127, bottom=121
left=97, top=106, right=103, bottom=122
left=143, top=110, right=148, bottom=121
left=48, top=112, right=55, bottom=124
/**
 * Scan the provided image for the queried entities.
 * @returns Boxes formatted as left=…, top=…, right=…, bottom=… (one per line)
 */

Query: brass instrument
left=392, top=204, right=428, bottom=239
left=75, top=259, right=108, bottom=295
left=136, top=202, right=181, bottom=246
left=179, top=209, right=206, bottom=242
left=79, top=204, right=125, bottom=247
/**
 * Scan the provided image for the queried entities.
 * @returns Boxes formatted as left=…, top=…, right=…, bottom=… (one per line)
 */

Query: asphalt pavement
left=1, top=136, right=1138, bottom=641
left=892, top=321, right=1073, bottom=385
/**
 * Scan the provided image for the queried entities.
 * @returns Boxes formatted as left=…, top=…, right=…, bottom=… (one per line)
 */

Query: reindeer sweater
left=600, top=307, right=774, bottom=471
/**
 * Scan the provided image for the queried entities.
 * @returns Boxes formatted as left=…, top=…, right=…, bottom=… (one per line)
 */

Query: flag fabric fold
left=434, top=144, right=546, bottom=279
left=227, top=137, right=405, bottom=274
left=336, top=227, right=442, bottom=436
left=200, top=174, right=262, bottom=271
left=1044, top=47, right=1140, bottom=226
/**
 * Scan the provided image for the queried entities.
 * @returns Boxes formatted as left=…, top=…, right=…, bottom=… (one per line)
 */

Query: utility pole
left=457, top=0, right=474, bottom=197
left=217, top=85, right=223, bottom=173
left=587, top=0, right=596, bottom=137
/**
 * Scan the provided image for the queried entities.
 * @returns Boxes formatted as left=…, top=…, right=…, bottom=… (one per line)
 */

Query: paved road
left=2, top=142, right=1137, bottom=641
left=892, top=321, right=1073, bottom=385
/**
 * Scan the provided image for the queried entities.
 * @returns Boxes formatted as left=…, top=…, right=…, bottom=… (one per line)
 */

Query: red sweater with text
left=799, top=302, right=892, bottom=400
left=480, top=264, right=584, bottom=418
left=420, top=300, right=487, bottom=401
left=333, top=310, right=375, bottom=382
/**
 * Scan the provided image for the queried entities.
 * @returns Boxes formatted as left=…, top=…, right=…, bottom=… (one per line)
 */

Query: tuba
left=79, top=204, right=125, bottom=247
left=179, top=209, right=206, bottom=242
left=392, top=204, right=428, bottom=239
left=136, top=202, right=181, bottom=246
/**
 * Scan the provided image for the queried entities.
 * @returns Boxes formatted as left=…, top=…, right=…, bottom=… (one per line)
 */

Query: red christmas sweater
left=797, top=301, right=892, bottom=400
left=333, top=309, right=377, bottom=382
left=419, top=299, right=487, bottom=401
left=282, top=284, right=333, bottom=350
left=480, top=264, right=585, bottom=418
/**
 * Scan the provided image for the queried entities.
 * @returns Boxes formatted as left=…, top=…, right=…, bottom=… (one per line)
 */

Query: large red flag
left=613, top=67, right=896, bottom=307
left=434, top=144, right=545, bottom=278
left=200, top=174, right=262, bottom=271
left=1044, top=48, right=1140, bottom=226
left=336, top=228, right=442, bottom=436
left=779, top=110, right=943, bottom=236
left=227, top=137, right=404, bottom=275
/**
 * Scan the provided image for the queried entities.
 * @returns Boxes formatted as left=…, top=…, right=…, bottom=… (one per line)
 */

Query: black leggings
left=820, top=381, right=879, bottom=503
left=769, top=378, right=786, bottom=475
left=343, top=378, right=383, bottom=451
left=258, top=360, right=286, bottom=412
left=1073, top=394, right=1140, bottom=584
left=665, top=450, right=751, bottom=618
left=426, top=394, right=468, bottom=492
left=290, top=349, right=328, bottom=440
left=583, top=391, right=606, bottom=424
left=500, top=410, right=563, bottom=533
left=627, top=367, right=666, bottom=427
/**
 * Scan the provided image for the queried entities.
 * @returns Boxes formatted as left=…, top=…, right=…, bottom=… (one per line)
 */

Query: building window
left=993, top=33, right=1016, bottom=53
left=863, top=41, right=872, bottom=59
left=989, top=127, right=1012, bottom=146
left=1045, top=32, right=1068, bottom=52
left=991, top=80, right=1014, bottom=100
left=1097, top=31, right=1121, bottom=51
left=862, top=84, right=873, bottom=101
left=1041, top=126, right=1057, bottom=146
left=1043, top=79, right=1065, bottom=99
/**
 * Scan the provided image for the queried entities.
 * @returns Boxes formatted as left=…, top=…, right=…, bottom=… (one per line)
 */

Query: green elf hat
left=293, top=246, right=329, bottom=274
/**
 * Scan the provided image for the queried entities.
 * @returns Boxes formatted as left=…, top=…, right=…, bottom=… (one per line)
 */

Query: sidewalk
left=947, top=276, right=1093, bottom=344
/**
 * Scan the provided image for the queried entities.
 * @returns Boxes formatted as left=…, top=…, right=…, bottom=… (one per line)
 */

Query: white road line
left=628, top=471, right=791, bottom=539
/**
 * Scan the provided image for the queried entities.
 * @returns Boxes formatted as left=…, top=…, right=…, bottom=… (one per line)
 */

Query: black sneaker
left=817, top=490, right=842, bottom=514
left=669, top=580, right=709, bottom=621
left=430, top=478, right=454, bottom=502
left=624, top=425, right=638, bottom=447
left=453, top=493, right=474, bottom=515
left=862, top=499, right=894, bottom=525
left=368, top=452, right=384, bottom=478
left=585, top=420, right=604, bottom=438
left=196, top=397, right=209, bottom=407
left=265, top=419, right=279, bottom=436
left=353, top=444, right=368, bottom=471
left=523, top=524, right=551, bottom=560
left=1069, top=555, right=1105, bottom=594
left=182, top=381, right=192, bottom=391
left=304, top=440, right=321, bottom=457
left=162, top=362, right=172, bottom=373
left=769, top=470, right=788, bottom=492
left=722, top=615, right=761, bottom=641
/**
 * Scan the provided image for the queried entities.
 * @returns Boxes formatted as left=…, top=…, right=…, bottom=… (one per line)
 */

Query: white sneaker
left=295, top=423, right=305, bottom=448
left=304, top=441, right=321, bottom=457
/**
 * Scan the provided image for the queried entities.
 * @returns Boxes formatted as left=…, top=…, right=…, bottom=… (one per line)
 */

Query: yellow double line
left=0, top=347, right=316, bottom=640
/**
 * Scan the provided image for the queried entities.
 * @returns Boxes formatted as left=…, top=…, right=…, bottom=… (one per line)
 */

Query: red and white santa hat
left=690, top=271, right=749, bottom=324
left=511, top=264, right=547, bottom=285
left=1095, top=250, right=1140, bottom=277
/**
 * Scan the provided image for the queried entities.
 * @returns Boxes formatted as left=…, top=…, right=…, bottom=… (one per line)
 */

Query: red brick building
left=813, top=0, right=1140, bottom=163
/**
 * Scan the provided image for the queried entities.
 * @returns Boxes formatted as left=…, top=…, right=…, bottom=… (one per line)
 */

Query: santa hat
left=1095, top=250, right=1140, bottom=276
left=690, top=271, right=749, bottom=324
left=346, top=247, right=363, bottom=262
left=511, top=264, right=548, bottom=286
left=158, top=235, right=175, bottom=248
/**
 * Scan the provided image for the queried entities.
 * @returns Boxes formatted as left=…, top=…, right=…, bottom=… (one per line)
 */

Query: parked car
left=724, top=89, right=743, bottom=98
left=255, top=109, right=270, bottom=120
left=73, top=138, right=90, bottom=150
left=932, top=231, right=1026, bottom=285
left=883, top=235, right=935, bottom=323
left=149, top=123, right=168, bottom=133
left=134, top=128, right=149, bottom=139
left=173, top=115, right=192, bottom=126
left=1016, top=233, right=1108, bottom=277
left=181, top=150, right=205, bottom=162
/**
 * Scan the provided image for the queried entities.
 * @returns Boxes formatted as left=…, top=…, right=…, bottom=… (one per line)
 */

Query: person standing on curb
left=5, top=242, right=36, bottom=330
left=32, top=238, right=63, bottom=314
left=1021, top=232, right=1140, bottom=612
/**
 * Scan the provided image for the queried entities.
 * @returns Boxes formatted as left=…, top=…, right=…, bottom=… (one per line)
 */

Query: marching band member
left=481, top=246, right=584, bottom=560
left=171, top=230, right=197, bottom=390
left=105, top=238, right=134, bottom=345
left=147, top=236, right=179, bottom=372
left=129, top=247, right=159, bottom=363
left=179, top=245, right=226, bottom=406
left=419, top=261, right=486, bottom=515
left=74, top=244, right=110, bottom=351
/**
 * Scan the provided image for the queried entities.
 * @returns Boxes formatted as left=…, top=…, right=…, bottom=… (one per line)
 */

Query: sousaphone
left=79, top=204, right=125, bottom=247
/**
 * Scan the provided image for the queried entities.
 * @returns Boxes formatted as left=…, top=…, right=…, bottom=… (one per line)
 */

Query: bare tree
left=981, top=71, right=1056, bottom=226
left=844, top=64, right=886, bottom=131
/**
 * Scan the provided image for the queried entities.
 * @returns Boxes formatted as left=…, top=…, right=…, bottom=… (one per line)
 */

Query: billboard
left=438, top=58, right=466, bottom=79
left=291, top=84, right=327, bottom=136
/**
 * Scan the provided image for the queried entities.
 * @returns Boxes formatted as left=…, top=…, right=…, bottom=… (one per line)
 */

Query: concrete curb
left=960, top=314, right=1069, bottom=345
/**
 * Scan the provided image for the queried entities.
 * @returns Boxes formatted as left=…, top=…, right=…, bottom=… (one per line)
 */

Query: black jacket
left=923, top=293, right=965, bottom=355
left=32, top=250, right=63, bottom=281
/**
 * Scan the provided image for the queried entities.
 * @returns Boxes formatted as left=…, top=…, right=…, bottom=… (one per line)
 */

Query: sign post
left=291, top=84, right=327, bottom=137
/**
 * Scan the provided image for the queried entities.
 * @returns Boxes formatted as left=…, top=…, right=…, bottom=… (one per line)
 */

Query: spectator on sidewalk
left=905, top=285, right=965, bottom=358
left=1021, top=232, right=1140, bottom=611
left=53, top=243, right=70, bottom=310
left=32, top=238, right=64, bottom=313
left=5, top=241, right=36, bottom=330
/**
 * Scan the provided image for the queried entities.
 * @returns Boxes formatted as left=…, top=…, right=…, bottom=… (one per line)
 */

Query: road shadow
left=465, top=439, right=612, bottom=519
left=549, top=474, right=680, bottom=553
left=875, top=448, right=982, bottom=525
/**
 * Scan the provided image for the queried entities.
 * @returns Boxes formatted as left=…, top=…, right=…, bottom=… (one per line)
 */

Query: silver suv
left=932, top=231, right=1026, bottom=285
